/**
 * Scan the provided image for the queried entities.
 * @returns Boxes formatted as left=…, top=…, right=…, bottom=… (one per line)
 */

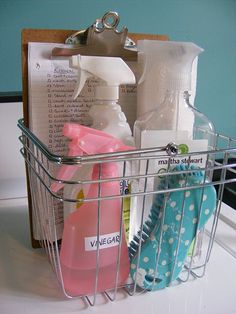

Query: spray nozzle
left=51, top=123, right=134, bottom=192
left=70, top=54, right=135, bottom=100
left=138, top=40, right=203, bottom=91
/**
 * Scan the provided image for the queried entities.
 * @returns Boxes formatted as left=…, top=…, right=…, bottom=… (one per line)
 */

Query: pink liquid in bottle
left=59, top=163, right=130, bottom=297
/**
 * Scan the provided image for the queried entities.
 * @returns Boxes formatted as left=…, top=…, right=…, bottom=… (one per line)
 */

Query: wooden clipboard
left=21, top=26, right=168, bottom=248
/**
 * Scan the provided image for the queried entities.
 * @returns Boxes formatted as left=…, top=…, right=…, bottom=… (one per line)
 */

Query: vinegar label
left=85, top=232, right=120, bottom=251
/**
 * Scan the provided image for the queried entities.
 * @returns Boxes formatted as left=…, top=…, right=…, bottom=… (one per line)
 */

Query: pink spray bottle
left=52, top=123, right=134, bottom=297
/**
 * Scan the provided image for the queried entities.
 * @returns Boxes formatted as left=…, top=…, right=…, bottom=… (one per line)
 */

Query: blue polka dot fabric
left=129, top=164, right=216, bottom=290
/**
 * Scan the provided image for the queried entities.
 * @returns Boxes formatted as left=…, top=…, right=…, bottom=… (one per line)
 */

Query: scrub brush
left=129, top=164, right=216, bottom=290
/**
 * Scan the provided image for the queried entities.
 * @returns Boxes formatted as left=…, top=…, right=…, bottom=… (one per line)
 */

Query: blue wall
left=0, top=0, right=236, bottom=138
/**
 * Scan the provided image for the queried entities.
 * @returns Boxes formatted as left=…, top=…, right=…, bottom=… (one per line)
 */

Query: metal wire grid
left=18, top=119, right=236, bottom=305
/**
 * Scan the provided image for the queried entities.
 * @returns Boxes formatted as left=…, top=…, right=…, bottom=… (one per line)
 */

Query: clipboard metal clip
left=52, top=11, right=137, bottom=61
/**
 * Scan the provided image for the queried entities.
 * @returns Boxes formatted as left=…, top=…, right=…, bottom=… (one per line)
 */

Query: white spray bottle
left=61, top=55, right=136, bottom=236
left=70, top=54, right=135, bottom=146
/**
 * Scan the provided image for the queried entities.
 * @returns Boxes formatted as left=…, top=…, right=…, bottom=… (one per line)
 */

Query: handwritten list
left=29, top=43, right=94, bottom=154
left=28, top=42, right=137, bottom=155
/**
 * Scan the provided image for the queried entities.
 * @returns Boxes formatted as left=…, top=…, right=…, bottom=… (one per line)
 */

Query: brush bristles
left=129, top=189, right=163, bottom=258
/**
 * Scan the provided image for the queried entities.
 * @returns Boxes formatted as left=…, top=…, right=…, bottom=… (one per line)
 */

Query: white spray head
left=138, top=40, right=203, bottom=91
left=70, top=55, right=135, bottom=100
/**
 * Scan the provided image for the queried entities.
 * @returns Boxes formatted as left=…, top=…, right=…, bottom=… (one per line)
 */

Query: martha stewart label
left=140, top=130, right=208, bottom=175
left=85, top=232, right=120, bottom=251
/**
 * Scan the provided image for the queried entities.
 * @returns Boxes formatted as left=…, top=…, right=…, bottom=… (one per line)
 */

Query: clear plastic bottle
left=70, top=54, right=135, bottom=147
left=131, top=40, right=216, bottom=261
left=134, top=90, right=215, bottom=152
left=134, top=40, right=215, bottom=156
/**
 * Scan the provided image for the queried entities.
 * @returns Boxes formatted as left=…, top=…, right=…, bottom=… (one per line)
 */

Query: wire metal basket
left=18, top=118, right=236, bottom=305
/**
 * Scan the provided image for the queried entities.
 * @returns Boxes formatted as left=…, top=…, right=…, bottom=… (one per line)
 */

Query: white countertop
left=0, top=198, right=236, bottom=314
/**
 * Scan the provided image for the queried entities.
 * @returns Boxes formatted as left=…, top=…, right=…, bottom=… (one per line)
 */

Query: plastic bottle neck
left=162, top=89, right=192, bottom=110
left=95, top=86, right=119, bottom=101
left=94, top=99, right=119, bottom=106
left=158, top=89, right=194, bottom=133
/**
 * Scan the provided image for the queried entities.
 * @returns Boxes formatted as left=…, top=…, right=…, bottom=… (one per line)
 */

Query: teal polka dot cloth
left=129, top=164, right=216, bottom=290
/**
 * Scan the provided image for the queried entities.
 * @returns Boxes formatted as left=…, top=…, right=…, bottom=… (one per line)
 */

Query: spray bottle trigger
left=70, top=56, right=93, bottom=99
left=74, top=70, right=93, bottom=99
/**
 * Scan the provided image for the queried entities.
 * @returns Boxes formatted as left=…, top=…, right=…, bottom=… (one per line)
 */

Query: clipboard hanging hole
left=101, top=11, right=120, bottom=30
